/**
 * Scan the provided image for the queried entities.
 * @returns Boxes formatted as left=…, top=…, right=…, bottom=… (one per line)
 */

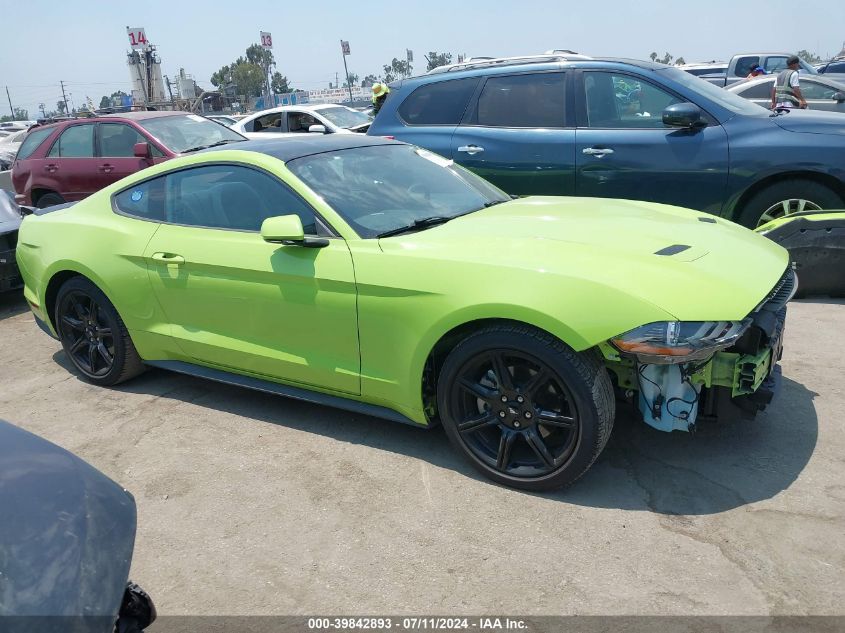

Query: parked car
left=0, top=128, right=28, bottom=170
left=0, top=419, right=155, bottom=632
left=676, top=61, right=729, bottom=82
left=728, top=75, right=845, bottom=113
left=689, top=53, right=820, bottom=87
left=12, top=111, right=246, bottom=207
left=18, top=135, right=794, bottom=490
left=0, top=191, right=26, bottom=292
left=231, top=104, right=372, bottom=139
left=814, top=57, right=845, bottom=83
left=368, top=53, right=845, bottom=228
left=206, top=114, right=239, bottom=126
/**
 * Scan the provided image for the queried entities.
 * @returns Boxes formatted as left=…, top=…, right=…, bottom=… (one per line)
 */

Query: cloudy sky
left=2, top=0, right=843, bottom=116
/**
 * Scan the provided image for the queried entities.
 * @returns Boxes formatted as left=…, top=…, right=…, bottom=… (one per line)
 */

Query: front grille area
left=755, top=267, right=798, bottom=314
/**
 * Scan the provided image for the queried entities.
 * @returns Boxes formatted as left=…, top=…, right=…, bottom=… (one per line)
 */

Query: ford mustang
left=16, top=136, right=795, bottom=490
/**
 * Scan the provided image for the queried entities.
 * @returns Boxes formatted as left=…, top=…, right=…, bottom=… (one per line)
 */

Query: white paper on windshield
left=415, top=148, right=453, bottom=168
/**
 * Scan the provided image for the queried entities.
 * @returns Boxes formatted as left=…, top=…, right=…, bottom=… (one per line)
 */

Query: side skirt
left=144, top=360, right=426, bottom=428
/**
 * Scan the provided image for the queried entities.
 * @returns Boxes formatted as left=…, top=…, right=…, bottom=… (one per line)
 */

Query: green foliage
left=425, top=51, right=452, bottom=72
left=210, top=43, right=283, bottom=97
left=99, top=90, right=129, bottom=110
left=361, top=74, right=378, bottom=88
left=381, top=58, right=413, bottom=83
left=56, top=100, right=67, bottom=114
left=796, top=49, right=823, bottom=64
left=271, top=72, right=292, bottom=94
left=343, top=72, right=359, bottom=88
left=649, top=52, right=675, bottom=65
left=0, top=108, right=28, bottom=122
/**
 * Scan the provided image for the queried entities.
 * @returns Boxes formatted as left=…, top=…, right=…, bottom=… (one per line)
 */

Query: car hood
left=379, top=197, right=789, bottom=321
left=770, top=108, right=845, bottom=134
left=0, top=420, right=136, bottom=619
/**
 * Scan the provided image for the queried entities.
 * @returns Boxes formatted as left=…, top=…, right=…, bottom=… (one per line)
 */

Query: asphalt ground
left=1, top=290, right=843, bottom=617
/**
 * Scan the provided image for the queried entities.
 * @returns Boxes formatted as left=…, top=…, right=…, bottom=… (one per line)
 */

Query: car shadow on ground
left=65, top=354, right=818, bottom=517
left=0, top=291, right=27, bottom=321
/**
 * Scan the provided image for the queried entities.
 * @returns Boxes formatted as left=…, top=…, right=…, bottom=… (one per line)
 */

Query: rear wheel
left=436, top=324, right=615, bottom=491
left=36, top=192, right=66, bottom=208
left=739, top=180, right=844, bottom=228
left=55, top=277, right=144, bottom=386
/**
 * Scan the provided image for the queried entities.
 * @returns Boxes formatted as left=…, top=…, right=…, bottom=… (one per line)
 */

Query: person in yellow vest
left=371, top=83, right=390, bottom=115
left=771, top=56, right=808, bottom=110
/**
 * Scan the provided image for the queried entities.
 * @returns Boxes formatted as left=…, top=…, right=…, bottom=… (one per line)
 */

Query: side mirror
left=133, top=142, right=152, bottom=159
left=663, top=103, right=707, bottom=129
left=260, top=214, right=328, bottom=248
left=308, top=124, right=327, bottom=134
left=833, top=91, right=845, bottom=103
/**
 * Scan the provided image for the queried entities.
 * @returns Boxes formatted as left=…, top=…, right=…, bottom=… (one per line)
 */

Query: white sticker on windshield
left=415, top=148, right=453, bottom=168
left=187, top=114, right=206, bottom=122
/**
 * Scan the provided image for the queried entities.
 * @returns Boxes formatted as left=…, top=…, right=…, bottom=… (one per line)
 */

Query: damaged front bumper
left=603, top=268, right=793, bottom=432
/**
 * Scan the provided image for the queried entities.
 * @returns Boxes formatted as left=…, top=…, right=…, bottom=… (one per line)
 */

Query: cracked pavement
left=1, top=292, right=843, bottom=615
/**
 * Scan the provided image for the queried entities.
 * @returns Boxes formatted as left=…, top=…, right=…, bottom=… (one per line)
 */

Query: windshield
left=315, top=106, right=372, bottom=128
left=138, top=114, right=245, bottom=153
left=657, top=67, right=770, bottom=116
left=287, top=144, right=510, bottom=238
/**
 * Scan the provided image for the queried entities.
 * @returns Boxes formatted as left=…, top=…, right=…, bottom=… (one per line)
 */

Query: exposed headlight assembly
left=611, top=320, right=752, bottom=364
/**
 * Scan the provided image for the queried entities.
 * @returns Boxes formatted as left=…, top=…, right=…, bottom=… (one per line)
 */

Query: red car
left=12, top=111, right=246, bottom=207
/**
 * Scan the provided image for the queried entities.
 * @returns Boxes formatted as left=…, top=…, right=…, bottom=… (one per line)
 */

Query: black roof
left=204, top=134, right=403, bottom=162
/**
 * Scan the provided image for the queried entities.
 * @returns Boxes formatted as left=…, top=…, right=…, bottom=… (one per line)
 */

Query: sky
left=2, top=0, right=844, bottom=117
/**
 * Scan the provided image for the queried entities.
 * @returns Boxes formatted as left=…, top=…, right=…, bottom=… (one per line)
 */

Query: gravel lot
left=1, top=291, right=843, bottom=617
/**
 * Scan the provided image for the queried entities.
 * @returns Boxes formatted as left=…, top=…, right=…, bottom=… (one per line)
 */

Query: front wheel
left=738, top=180, right=844, bottom=228
left=55, top=277, right=145, bottom=386
left=436, top=324, right=615, bottom=491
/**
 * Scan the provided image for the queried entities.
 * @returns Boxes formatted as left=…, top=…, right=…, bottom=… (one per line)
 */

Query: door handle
left=151, top=252, right=185, bottom=266
left=457, top=145, right=485, bottom=155
left=582, top=147, right=614, bottom=158
left=44, top=164, right=58, bottom=173
left=98, top=164, right=114, bottom=173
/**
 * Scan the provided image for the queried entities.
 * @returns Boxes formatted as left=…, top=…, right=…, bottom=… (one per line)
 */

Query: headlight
left=611, top=320, right=752, bottom=364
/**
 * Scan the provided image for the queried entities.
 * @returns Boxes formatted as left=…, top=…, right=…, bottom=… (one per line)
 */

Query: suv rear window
left=476, top=73, right=565, bottom=127
left=398, top=77, right=479, bottom=125
left=15, top=127, right=54, bottom=160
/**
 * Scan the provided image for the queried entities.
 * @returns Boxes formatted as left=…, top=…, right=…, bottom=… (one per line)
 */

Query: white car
left=231, top=104, right=372, bottom=139
left=0, top=128, right=29, bottom=170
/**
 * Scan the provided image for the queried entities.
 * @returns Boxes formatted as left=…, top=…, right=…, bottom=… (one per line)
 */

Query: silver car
left=727, top=75, right=845, bottom=113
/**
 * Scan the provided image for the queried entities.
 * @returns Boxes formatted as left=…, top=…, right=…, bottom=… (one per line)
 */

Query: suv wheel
left=36, top=192, right=66, bottom=208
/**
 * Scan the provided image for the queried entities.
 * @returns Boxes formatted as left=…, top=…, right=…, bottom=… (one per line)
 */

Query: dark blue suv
left=368, top=54, right=845, bottom=227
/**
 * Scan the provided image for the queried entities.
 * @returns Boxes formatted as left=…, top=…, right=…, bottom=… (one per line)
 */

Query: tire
left=36, top=192, right=66, bottom=209
left=436, top=324, right=615, bottom=491
left=54, top=277, right=145, bottom=386
left=738, top=179, right=844, bottom=229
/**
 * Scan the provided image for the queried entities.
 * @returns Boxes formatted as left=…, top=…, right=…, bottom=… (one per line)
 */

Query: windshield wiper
left=377, top=216, right=454, bottom=238
left=181, top=139, right=243, bottom=153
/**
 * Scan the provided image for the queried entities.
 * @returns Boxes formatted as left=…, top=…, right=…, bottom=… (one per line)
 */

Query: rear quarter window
left=15, top=127, right=55, bottom=160
left=113, top=177, right=167, bottom=222
left=398, top=77, right=479, bottom=125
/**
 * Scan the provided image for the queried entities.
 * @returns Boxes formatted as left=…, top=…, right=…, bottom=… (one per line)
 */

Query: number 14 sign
left=126, top=27, right=148, bottom=49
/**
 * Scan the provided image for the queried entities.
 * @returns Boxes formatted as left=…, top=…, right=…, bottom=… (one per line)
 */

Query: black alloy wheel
left=450, top=349, right=580, bottom=478
left=437, top=324, right=615, bottom=491
left=58, top=290, right=115, bottom=378
left=55, top=277, right=145, bottom=386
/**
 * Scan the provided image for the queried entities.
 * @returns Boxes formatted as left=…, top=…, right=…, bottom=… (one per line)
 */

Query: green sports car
left=17, top=136, right=796, bottom=490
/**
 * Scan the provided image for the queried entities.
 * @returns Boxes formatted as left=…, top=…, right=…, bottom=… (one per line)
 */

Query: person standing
left=771, top=56, right=808, bottom=110
left=371, top=83, right=390, bottom=116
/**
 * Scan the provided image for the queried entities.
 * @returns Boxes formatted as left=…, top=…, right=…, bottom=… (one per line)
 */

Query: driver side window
left=287, top=112, right=321, bottom=133
left=583, top=72, right=681, bottom=129
left=163, top=165, right=319, bottom=233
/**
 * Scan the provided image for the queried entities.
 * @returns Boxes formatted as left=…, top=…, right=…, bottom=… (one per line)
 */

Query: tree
left=99, top=90, right=129, bottom=110
left=796, top=49, right=823, bottom=64
left=56, top=100, right=66, bottom=114
left=649, top=52, right=676, bottom=65
left=675, top=57, right=686, bottom=66
left=381, top=58, right=413, bottom=83
left=271, top=72, right=292, bottom=94
left=343, top=72, right=359, bottom=88
left=245, top=43, right=274, bottom=68
left=361, top=74, right=378, bottom=88
left=230, top=60, right=267, bottom=97
left=425, top=51, right=452, bottom=72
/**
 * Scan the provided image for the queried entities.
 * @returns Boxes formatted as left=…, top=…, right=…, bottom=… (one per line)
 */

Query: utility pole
left=5, top=86, right=14, bottom=120
left=60, top=81, right=70, bottom=115
left=39, top=103, right=46, bottom=118
left=339, top=40, right=353, bottom=104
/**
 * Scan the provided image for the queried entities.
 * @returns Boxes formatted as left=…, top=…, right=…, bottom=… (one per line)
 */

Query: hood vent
left=654, top=244, right=691, bottom=256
